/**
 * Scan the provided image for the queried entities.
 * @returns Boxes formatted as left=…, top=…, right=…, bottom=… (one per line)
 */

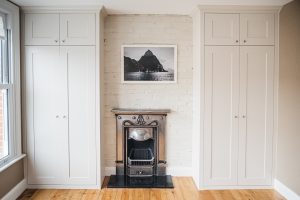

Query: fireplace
left=107, top=109, right=173, bottom=188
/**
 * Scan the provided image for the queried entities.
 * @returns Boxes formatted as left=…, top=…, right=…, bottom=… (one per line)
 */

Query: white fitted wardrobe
left=23, top=8, right=101, bottom=188
left=192, top=6, right=280, bottom=189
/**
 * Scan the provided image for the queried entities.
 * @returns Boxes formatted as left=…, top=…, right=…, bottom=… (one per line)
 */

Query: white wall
left=103, top=15, right=193, bottom=174
left=276, top=0, right=300, bottom=197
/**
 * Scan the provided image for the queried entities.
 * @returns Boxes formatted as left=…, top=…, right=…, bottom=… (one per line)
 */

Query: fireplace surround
left=107, top=109, right=173, bottom=188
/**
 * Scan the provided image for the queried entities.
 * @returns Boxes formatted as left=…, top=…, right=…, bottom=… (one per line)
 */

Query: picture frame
left=121, top=44, right=177, bottom=83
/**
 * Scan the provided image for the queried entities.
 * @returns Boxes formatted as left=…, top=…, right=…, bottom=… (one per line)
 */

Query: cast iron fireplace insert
left=107, top=109, right=174, bottom=188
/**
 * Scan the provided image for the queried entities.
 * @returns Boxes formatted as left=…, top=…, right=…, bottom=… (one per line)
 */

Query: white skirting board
left=2, top=179, right=27, bottom=200
left=199, top=185, right=273, bottom=190
left=105, top=167, right=116, bottom=176
left=166, top=167, right=193, bottom=176
left=274, top=179, right=300, bottom=200
left=104, top=167, right=193, bottom=177
left=26, top=184, right=101, bottom=189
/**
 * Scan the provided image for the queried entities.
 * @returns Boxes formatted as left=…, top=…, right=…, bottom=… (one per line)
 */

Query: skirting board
left=27, top=184, right=101, bottom=189
left=104, top=167, right=193, bottom=177
left=199, top=185, right=273, bottom=190
left=2, top=179, right=27, bottom=200
left=274, top=179, right=300, bottom=200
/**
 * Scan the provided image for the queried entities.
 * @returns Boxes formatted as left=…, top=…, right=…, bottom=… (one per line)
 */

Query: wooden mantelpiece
left=111, top=108, right=171, bottom=115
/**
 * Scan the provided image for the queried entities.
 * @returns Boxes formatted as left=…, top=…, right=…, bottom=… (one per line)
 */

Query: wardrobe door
left=61, top=46, right=97, bottom=185
left=204, top=46, right=240, bottom=186
left=60, top=14, right=96, bottom=45
left=25, top=46, right=68, bottom=184
left=205, top=13, right=240, bottom=45
left=240, top=14, right=275, bottom=45
left=238, top=46, right=274, bottom=185
left=24, top=14, right=60, bottom=45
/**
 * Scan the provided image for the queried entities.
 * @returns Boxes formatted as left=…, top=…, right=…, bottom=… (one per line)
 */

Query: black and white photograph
left=121, top=45, right=177, bottom=83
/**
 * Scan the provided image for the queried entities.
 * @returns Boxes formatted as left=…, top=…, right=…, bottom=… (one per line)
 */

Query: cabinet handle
left=62, top=40, right=66, bottom=43
left=54, top=40, right=58, bottom=43
left=242, top=115, right=246, bottom=118
left=158, top=160, right=167, bottom=164
left=235, top=40, right=239, bottom=43
left=243, top=40, right=247, bottom=43
left=234, top=116, right=238, bottom=118
left=63, top=115, right=67, bottom=119
left=56, top=115, right=59, bottom=118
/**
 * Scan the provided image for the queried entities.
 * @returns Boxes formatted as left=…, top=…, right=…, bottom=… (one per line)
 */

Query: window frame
left=0, top=0, right=23, bottom=170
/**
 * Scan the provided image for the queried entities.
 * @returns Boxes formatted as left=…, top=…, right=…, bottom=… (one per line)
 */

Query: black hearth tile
left=107, top=175, right=174, bottom=188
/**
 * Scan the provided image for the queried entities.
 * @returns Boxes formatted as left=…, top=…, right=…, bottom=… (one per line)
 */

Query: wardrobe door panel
left=238, top=46, right=274, bottom=185
left=60, top=14, right=96, bottom=45
left=240, top=14, right=275, bottom=45
left=24, top=14, right=59, bottom=45
left=205, top=13, right=240, bottom=45
left=62, top=46, right=97, bottom=185
left=25, top=46, right=68, bottom=184
left=204, top=46, right=240, bottom=186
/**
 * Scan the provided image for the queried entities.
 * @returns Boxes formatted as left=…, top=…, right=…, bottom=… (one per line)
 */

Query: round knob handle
left=244, top=40, right=247, bottom=43
left=242, top=115, right=246, bottom=118
left=234, top=116, right=238, bottom=118
left=63, top=115, right=67, bottom=119
left=235, top=40, right=239, bottom=43
left=54, top=40, right=58, bottom=43
left=56, top=115, right=59, bottom=118
left=62, top=40, right=66, bottom=43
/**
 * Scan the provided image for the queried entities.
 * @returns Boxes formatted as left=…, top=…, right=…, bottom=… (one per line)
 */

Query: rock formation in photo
left=124, top=50, right=168, bottom=73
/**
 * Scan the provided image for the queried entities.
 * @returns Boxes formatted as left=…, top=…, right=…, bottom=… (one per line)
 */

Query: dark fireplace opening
left=127, top=138, right=155, bottom=177
left=127, top=139, right=155, bottom=164
left=126, top=126, right=157, bottom=177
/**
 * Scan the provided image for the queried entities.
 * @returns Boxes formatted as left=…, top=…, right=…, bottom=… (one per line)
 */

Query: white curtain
left=0, top=14, right=5, bottom=39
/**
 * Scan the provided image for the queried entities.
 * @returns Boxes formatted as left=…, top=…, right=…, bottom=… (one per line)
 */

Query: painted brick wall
left=104, top=15, right=193, bottom=170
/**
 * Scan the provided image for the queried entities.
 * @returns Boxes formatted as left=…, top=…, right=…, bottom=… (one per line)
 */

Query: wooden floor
left=17, top=177, right=285, bottom=200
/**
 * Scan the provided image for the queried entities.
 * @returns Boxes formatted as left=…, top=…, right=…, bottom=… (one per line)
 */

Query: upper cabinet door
left=238, top=46, right=274, bottom=185
left=240, top=14, right=275, bottom=45
left=60, top=14, right=96, bottom=45
left=205, top=14, right=240, bottom=45
left=24, top=14, right=60, bottom=45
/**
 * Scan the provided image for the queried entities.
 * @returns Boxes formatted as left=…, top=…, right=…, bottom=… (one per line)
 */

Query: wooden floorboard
left=17, top=177, right=285, bottom=200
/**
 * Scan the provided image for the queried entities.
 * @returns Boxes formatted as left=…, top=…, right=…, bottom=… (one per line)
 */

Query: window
left=0, top=12, right=10, bottom=162
left=0, top=89, right=9, bottom=161
left=0, top=1, right=22, bottom=169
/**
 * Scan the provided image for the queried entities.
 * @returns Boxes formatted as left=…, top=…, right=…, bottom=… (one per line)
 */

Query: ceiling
left=11, top=0, right=292, bottom=15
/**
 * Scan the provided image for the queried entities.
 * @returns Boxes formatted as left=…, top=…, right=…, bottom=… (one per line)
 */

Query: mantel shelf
left=111, top=108, right=171, bottom=115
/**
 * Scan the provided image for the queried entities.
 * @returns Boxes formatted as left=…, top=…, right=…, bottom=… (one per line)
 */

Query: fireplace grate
left=128, top=148, right=154, bottom=166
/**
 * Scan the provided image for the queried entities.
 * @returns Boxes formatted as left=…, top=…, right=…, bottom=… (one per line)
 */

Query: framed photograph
left=121, top=44, right=177, bottom=83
